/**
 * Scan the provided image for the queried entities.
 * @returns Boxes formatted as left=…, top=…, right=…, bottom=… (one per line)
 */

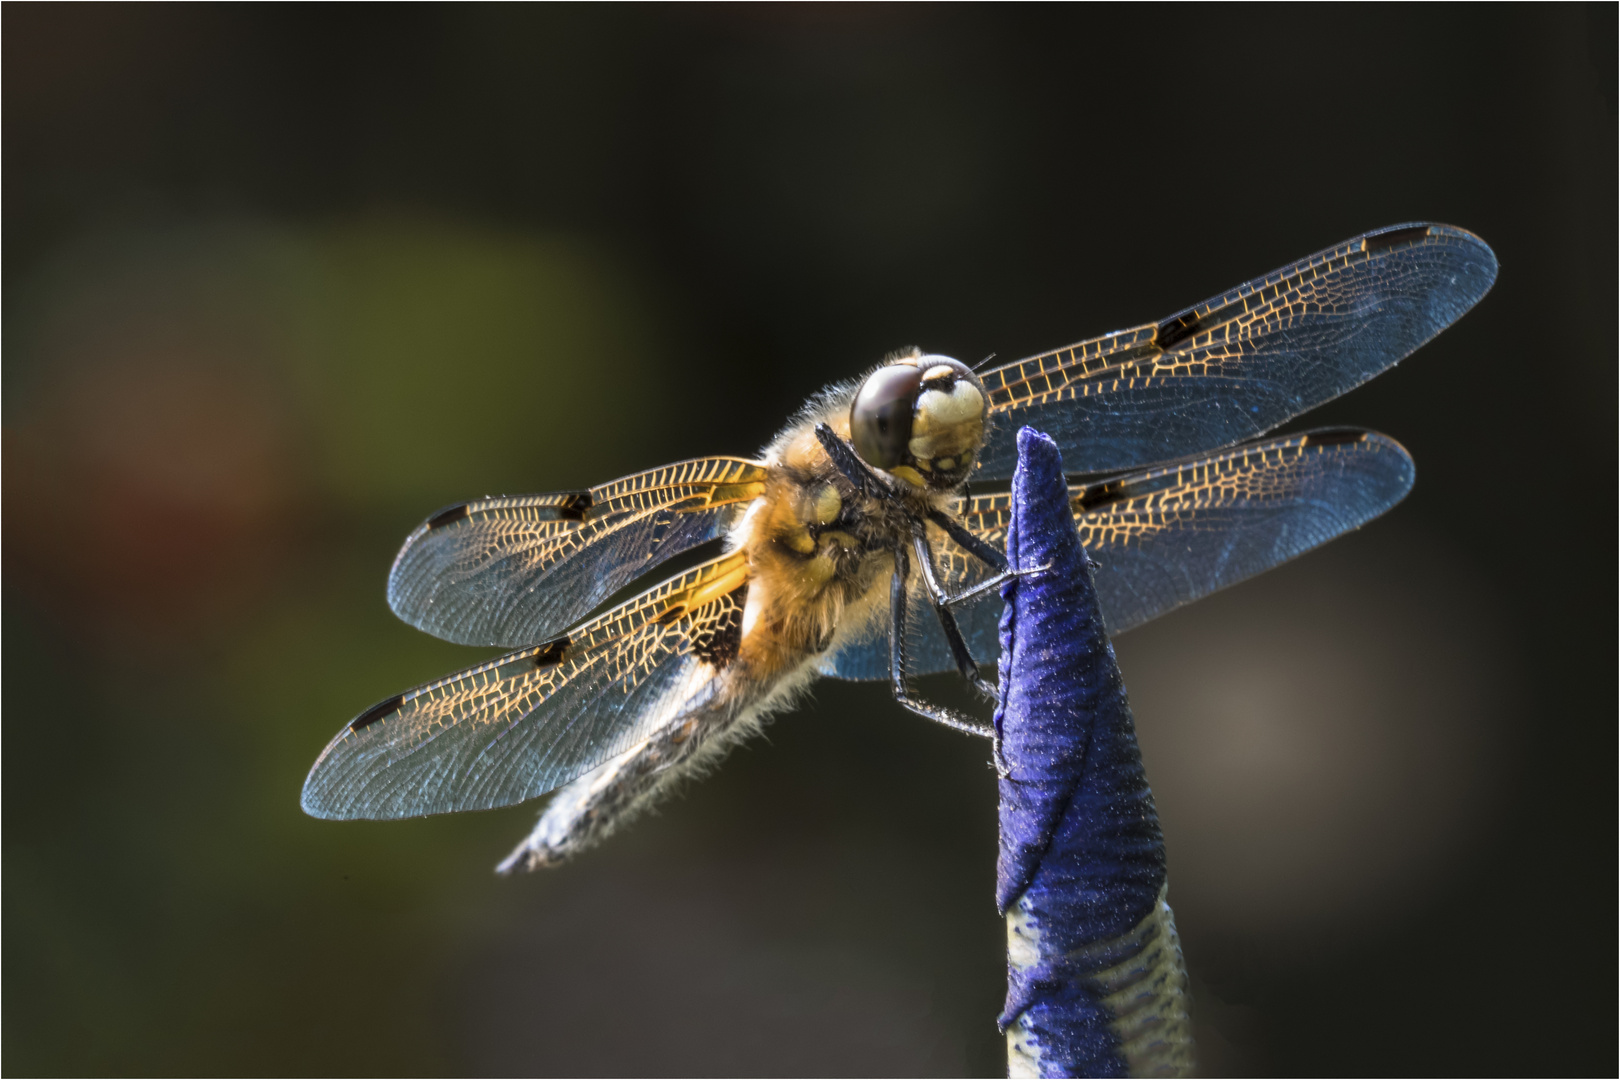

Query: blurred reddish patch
left=5, top=349, right=304, bottom=647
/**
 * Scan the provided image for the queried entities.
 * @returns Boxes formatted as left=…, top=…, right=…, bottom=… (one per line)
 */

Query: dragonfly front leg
left=927, top=506, right=1009, bottom=573
left=888, top=543, right=994, bottom=739
left=911, top=521, right=1049, bottom=611
left=910, top=529, right=999, bottom=700
left=814, top=423, right=900, bottom=503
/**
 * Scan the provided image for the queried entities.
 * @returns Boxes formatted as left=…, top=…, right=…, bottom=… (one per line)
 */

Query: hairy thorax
left=730, top=384, right=962, bottom=684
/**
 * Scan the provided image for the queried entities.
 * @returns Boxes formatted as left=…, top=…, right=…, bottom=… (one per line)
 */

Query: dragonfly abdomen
left=495, top=645, right=823, bottom=872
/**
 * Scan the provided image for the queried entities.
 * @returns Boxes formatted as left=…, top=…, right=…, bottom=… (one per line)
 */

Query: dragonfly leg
left=909, top=524, right=1049, bottom=665
left=927, top=560, right=1052, bottom=610
left=926, top=507, right=1009, bottom=573
left=889, top=543, right=994, bottom=738
left=909, top=530, right=1000, bottom=699
left=813, top=423, right=900, bottom=503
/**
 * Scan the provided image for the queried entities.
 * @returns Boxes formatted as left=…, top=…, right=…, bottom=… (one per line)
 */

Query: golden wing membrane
left=819, top=428, right=1413, bottom=681
left=305, top=551, right=752, bottom=820
left=387, top=457, right=766, bottom=648
left=972, top=223, right=1496, bottom=478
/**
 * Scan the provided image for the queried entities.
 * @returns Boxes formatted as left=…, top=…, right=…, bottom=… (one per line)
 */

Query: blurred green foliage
left=288, top=220, right=668, bottom=505
left=4, top=214, right=679, bottom=1071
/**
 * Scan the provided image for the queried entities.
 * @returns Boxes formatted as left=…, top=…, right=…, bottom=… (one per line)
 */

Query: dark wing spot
left=426, top=504, right=471, bottom=530
left=1362, top=224, right=1431, bottom=255
left=534, top=637, right=571, bottom=666
left=350, top=693, right=406, bottom=732
left=1156, top=297, right=1247, bottom=352
left=1156, top=311, right=1203, bottom=352
left=1300, top=428, right=1369, bottom=447
left=556, top=492, right=593, bottom=522
left=426, top=491, right=592, bottom=532
left=692, top=585, right=747, bottom=668
left=1073, top=471, right=1182, bottom=511
left=1074, top=480, right=1121, bottom=512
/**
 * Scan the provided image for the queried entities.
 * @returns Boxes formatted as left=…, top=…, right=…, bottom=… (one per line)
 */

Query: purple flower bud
left=996, top=427, right=1193, bottom=1077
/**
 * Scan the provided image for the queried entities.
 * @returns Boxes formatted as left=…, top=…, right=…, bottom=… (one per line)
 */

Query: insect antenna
left=971, top=352, right=998, bottom=373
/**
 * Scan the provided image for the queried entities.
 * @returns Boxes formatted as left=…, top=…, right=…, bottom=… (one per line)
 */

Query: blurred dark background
left=4, top=5, right=1614, bottom=1076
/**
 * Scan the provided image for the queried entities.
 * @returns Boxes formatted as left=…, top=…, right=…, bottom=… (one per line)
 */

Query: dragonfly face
left=848, top=353, right=988, bottom=490
left=301, top=222, right=1498, bottom=874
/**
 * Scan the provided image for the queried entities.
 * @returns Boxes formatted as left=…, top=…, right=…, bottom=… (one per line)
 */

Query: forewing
left=387, top=457, right=766, bottom=647
left=973, top=223, right=1495, bottom=478
left=304, top=552, right=751, bottom=819
left=820, top=429, right=1414, bottom=680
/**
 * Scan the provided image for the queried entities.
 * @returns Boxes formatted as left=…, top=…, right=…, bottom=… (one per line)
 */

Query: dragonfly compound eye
left=850, top=362, right=924, bottom=470
left=908, top=357, right=987, bottom=484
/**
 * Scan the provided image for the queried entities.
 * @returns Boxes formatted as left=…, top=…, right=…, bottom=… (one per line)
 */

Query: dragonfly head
left=849, top=354, right=987, bottom=491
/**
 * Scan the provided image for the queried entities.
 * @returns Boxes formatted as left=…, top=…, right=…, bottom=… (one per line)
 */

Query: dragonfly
left=301, top=222, right=1497, bottom=873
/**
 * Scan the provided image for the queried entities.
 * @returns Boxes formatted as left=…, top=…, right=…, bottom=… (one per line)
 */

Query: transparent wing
left=820, top=429, right=1414, bottom=681
left=973, top=223, right=1495, bottom=478
left=387, top=457, right=766, bottom=648
left=304, top=551, right=752, bottom=820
